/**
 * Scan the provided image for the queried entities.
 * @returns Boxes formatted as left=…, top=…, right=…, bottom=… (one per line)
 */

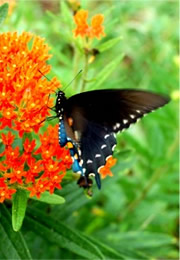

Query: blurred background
left=1, top=0, right=179, bottom=259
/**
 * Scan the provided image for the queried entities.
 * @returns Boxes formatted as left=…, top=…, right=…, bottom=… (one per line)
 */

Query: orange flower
left=99, top=156, right=117, bottom=179
left=0, top=187, right=16, bottom=203
left=0, top=31, right=60, bottom=136
left=27, top=179, right=50, bottom=199
left=4, top=166, right=27, bottom=184
left=5, top=146, right=20, bottom=165
left=73, top=10, right=89, bottom=37
left=25, top=159, right=44, bottom=183
left=0, top=125, right=71, bottom=202
left=23, top=138, right=36, bottom=153
left=90, top=14, right=105, bottom=39
left=35, top=125, right=72, bottom=169
left=73, top=9, right=105, bottom=39
left=48, top=173, right=65, bottom=194
left=1, top=131, right=15, bottom=146
left=0, top=177, right=16, bottom=203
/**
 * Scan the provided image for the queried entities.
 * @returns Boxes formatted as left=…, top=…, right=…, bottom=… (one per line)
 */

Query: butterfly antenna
left=62, top=69, right=82, bottom=92
left=38, top=70, right=57, bottom=94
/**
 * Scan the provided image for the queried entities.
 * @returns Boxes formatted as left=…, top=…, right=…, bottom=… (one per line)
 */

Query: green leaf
left=115, top=149, right=134, bottom=160
left=25, top=207, right=104, bottom=259
left=60, top=0, right=74, bottom=28
left=92, top=54, right=124, bottom=89
left=107, top=231, right=177, bottom=250
left=84, top=234, right=125, bottom=259
left=12, top=189, right=28, bottom=232
left=0, top=204, right=32, bottom=259
left=51, top=188, right=88, bottom=220
left=123, top=132, right=152, bottom=159
left=30, top=191, right=65, bottom=204
left=98, top=36, right=123, bottom=52
left=51, top=46, right=72, bottom=67
left=86, top=234, right=149, bottom=259
left=0, top=3, right=8, bottom=25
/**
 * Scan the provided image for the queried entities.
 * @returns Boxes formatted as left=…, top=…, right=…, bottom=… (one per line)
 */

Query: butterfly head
left=56, top=90, right=65, bottom=99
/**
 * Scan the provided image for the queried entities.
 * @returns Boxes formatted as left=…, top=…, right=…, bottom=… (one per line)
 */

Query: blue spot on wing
left=72, top=159, right=83, bottom=173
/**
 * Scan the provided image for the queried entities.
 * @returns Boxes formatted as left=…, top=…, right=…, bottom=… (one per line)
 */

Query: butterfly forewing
left=65, top=89, right=169, bottom=133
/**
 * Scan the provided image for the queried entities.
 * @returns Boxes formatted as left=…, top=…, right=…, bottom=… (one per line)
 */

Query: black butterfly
left=54, top=89, right=169, bottom=189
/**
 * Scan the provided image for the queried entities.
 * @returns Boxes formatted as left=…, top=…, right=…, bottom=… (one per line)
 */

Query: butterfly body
left=55, top=91, right=84, bottom=176
left=55, top=89, right=170, bottom=189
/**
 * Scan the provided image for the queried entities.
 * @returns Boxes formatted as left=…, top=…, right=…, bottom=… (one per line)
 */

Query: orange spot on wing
left=68, top=117, right=73, bottom=126
left=67, top=142, right=73, bottom=149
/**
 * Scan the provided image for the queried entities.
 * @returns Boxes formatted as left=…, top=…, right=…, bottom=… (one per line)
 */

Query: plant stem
left=81, top=50, right=89, bottom=92
left=72, top=47, right=81, bottom=92
left=120, top=165, right=168, bottom=221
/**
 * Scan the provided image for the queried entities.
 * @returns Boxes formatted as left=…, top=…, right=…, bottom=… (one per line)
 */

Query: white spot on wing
left=112, top=144, right=116, bottom=151
left=101, top=144, right=107, bottom=149
left=89, top=173, right=95, bottom=177
left=123, top=119, right=128, bottom=124
left=136, top=109, right=141, bottom=114
left=104, top=134, right=110, bottom=139
left=113, top=122, right=121, bottom=130
left=130, top=114, right=135, bottom=119
left=87, top=159, right=93, bottom=164
left=95, top=154, right=101, bottom=158
left=74, top=130, right=81, bottom=141
left=79, top=159, right=83, bottom=166
left=78, top=149, right=82, bottom=156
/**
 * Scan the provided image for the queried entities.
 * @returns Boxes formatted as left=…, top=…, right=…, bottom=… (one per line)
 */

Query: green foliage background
left=0, top=0, right=179, bottom=259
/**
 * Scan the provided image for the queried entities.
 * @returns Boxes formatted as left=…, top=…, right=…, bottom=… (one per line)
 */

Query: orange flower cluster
left=99, top=156, right=117, bottom=179
left=0, top=32, right=59, bottom=137
left=0, top=32, right=73, bottom=202
left=73, top=10, right=105, bottom=39
left=0, top=127, right=72, bottom=202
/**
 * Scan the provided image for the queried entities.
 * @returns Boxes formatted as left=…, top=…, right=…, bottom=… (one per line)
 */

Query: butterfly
left=54, top=89, right=169, bottom=190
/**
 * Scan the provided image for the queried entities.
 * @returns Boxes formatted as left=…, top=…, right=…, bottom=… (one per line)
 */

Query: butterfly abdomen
left=58, top=119, right=67, bottom=147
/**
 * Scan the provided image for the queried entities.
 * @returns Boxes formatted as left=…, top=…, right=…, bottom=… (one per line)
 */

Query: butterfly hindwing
left=79, top=122, right=117, bottom=189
